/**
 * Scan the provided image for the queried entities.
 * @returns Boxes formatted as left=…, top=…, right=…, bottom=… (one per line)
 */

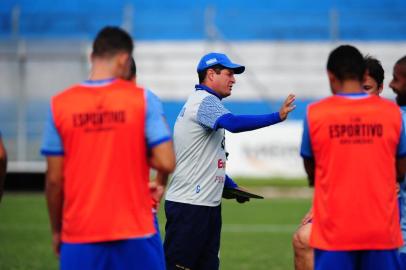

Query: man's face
left=363, top=73, right=382, bottom=96
left=210, top=68, right=236, bottom=98
left=390, top=64, right=406, bottom=105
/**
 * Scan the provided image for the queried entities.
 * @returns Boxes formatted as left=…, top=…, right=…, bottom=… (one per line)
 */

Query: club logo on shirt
left=196, top=185, right=201, bottom=193
left=328, top=117, right=383, bottom=144
left=178, top=107, right=186, bottom=120
left=72, top=110, right=126, bottom=132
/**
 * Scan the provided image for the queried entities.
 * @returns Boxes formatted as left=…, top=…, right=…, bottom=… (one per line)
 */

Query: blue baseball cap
left=197, top=52, right=245, bottom=74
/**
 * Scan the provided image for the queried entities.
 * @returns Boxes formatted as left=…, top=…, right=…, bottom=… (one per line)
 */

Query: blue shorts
left=164, top=200, right=221, bottom=270
left=315, top=249, right=402, bottom=270
left=60, top=214, right=165, bottom=270
left=400, top=252, right=406, bottom=269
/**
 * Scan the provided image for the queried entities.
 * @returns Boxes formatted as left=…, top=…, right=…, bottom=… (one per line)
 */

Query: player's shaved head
left=327, top=45, right=366, bottom=82
left=92, top=26, right=133, bottom=58
left=395, top=56, right=406, bottom=75
left=390, top=55, right=406, bottom=106
left=396, top=55, right=406, bottom=66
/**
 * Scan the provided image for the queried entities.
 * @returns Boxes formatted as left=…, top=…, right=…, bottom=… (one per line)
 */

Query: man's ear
left=206, top=69, right=215, bottom=82
left=90, top=52, right=95, bottom=62
left=327, top=70, right=339, bottom=94
left=327, top=70, right=335, bottom=83
left=117, top=52, right=130, bottom=67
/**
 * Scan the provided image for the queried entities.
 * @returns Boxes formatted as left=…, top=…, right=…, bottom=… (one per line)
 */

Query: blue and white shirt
left=165, top=85, right=230, bottom=206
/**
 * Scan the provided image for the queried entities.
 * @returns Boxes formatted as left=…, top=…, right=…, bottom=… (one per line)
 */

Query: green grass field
left=0, top=192, right=311, bottom=270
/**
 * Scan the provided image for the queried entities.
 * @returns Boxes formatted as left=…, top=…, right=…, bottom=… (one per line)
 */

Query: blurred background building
left=1, top=0, right=406, bottom=177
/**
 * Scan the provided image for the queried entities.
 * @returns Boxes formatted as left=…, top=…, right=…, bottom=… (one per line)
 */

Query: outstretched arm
left=216, top=94, right=296, bottom=133
left=279, top=94, right=296, bottom=120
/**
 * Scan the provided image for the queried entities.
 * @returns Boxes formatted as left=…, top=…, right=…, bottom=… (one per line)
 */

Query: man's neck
left=198, top=83, right=223, bottom=99
left=89, top=61, right=116, bottom=80
left=337, top=80, right=363, bottom=94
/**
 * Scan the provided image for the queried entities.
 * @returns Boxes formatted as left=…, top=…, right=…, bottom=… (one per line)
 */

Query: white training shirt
left=165, top=88, right=230, bottom=206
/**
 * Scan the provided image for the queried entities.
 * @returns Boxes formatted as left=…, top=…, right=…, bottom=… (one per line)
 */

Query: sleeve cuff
left=300, top=152, right=313, bottom=159
left=214, top=113, right=232, bottom=130
left=225, top=175, right=238, bottom=188
left=274, top=112, right=282, bottom=123
left=148, top=136, right=172, bottom=148
left=41, top=149, right=64, bottom=156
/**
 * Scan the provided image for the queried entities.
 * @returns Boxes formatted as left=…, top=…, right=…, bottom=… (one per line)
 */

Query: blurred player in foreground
left=390, top=55, right=406, bottom=268
left=41, top=26, right=175, bottom=270
left=0, top=134, right=7, bottom=202
left=292, top=55, right=385, bottom=270
left=300, top=45, right=406, bottom=270
left=123, top=56, right=167, bottom=245
left=164, top=52, right=296, bottom=270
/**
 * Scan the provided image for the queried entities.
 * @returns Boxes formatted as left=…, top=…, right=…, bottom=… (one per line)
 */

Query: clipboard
left=222, top=186, right=264, bottom=199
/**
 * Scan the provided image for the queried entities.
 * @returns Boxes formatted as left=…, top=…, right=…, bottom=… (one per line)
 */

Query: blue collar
left=336, top=92, right=367, bottom=96
left=335, top=92, right=370, bottom=99
left=401, top=106, right=406, bottom=112
left=195, top=84, right=222, bottom=100
left=81, top=78, right=116, bottom=87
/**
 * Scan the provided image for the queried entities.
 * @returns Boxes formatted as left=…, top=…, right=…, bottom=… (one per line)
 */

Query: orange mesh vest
left=51, top=79, right=154, bottom=243
left=308, top=95, right=403, bottom=250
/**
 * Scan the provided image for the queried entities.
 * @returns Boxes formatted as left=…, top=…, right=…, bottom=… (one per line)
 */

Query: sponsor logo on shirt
left=215, top=176, right=225, bottom=184
left=218, top=159, right=226, bottom=169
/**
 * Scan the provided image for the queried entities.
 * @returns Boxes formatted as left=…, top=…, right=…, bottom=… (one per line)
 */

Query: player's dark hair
left=198, top=64, right=227, bottom=84
left=92, top=26, right=133, bottom=58
left=327, top=45, right=366, bottom=82
left=364, top=55, right=384, bottom=87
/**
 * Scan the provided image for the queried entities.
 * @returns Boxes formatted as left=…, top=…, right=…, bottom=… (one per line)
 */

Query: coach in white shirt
left=164, top=52, right=295, bottom=270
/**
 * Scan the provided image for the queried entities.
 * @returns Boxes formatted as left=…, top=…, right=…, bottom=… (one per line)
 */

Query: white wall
left=135, top=41, right=405, bottom=101
left=226, top=121, right=305, bottom=177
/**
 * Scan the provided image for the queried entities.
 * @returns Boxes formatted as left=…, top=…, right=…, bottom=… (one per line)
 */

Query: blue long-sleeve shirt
left=215, top=112, right=282, bottom=133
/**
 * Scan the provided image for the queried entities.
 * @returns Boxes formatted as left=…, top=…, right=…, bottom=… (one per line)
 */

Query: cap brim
left=223, top=63, right=245, bottom=74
